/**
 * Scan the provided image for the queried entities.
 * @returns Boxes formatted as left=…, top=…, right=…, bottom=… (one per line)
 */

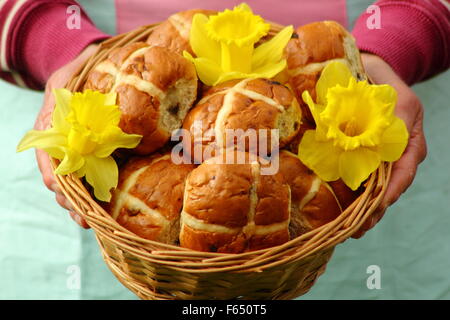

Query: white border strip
left=0, top=0, right=8, bottom=11
left=11, top=70, right=25, bottom=87
left=0, top=0, right=28, bottom=71
left=439, top=0, right=450, bottom=11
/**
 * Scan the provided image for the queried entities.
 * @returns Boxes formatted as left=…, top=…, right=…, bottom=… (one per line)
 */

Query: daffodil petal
left=75, top=165, right=87, bottom=178
left=16, top=128, right=66, bottom=158
left=95, top=128, right=142, bottom=158
left=54, top=149, right=85, bottom=175
left=190, top=13, right=221, bottom=61
left=301, top=90, right=325, bottom=125
left=298, top=130, right=342, bottom=181
left=252, top=26, right=293, bottom=69
left=220, top=41, right=253, bottom=73
left=52, top=88, right=72, bottom=134
left=235, top=2, right=252, bottom=12
left=316, top=61, right=353, bottom=105
left=70, top=90, right=121, bottom=130
left=252, top=59, right=287, bottom=79
left=378, top=117, right=409, bottom=161
left=104, top=92, right=117, bottom=106
left=84, top=155, right=118, bottom=202
left=184, top=53, right=224, bottom=86
left=371, top=83, right=398, bottom=116
left=302, top=90, right=316, bottom=118
left=301, top=91, right=329, bottom=141
left=215, top=71, right=250, bottom=85
left=339, top=148, right=380, bottom=190
left=372, top=83, right=397, bottom=104
left=101, top=105, right=122, bottom=128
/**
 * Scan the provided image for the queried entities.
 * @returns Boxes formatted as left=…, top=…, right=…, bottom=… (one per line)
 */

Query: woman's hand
left=352, top=53, right=428, bottom=239
left=34, top=44, right=99, bottom=229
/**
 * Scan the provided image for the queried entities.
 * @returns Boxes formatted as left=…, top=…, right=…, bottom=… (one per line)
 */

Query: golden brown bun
left=107, top=153, right=196, bottom=244
left=146, top=9, right=216, bottom=55
left=328, top=179, right=363, bottom=210
left=182, top=78, right=302, bottom=163
left=180, top=151, right=291, bottom=253
left=285, top=21, right=366, bottom=124
left=84, top=43, right=198, bottom=155
left=278, top=151, right=359, bottom=238
left=284, top=119, right=315, bottom=154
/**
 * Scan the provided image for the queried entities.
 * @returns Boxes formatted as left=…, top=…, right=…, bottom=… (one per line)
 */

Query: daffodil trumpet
left=184, top=3, right=293, bottom=86
left=17, top=89, right=142, bottom=202
left=298, top=61, right=409, bottom=191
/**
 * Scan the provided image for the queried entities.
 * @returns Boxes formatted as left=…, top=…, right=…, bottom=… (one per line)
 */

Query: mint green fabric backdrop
left=0, top=0, right=449, bottom=299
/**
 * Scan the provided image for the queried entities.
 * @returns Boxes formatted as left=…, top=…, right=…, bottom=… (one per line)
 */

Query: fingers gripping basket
left=51, top=23, right=392, bottom=300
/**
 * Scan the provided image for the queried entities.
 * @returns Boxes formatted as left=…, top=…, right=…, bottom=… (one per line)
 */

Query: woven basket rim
left=50, top=22, right=392, bottom=275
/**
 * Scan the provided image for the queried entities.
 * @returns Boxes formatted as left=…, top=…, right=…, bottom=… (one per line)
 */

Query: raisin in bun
left=278, top=150, right=360, bottom=238
left=182, top=78, right=302, bottom=163
left=285, top=21, right=366, bottom=124
left=146, top=9, right=216, bottom=55
left=107, top=153, right=196, bottom=245
left=179, top=151, right=291, bottom=253
left=84, top=42, right=198, bottom=155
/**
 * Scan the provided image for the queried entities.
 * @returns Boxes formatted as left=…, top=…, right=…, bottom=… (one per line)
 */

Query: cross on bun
left=182, top=78, right=302, bottom=163
left=278, top=150, right=340, bottom=238
left=84, top=43, right=198, bottom=155
left=146, top=9, right=217, bottom=55
left=107, top=153, right=196, bottom=244
left=278, top=150, right=360, bottom=238
left=106, top=151, right=359, bottom=250
left=179, top=151, right=291, bottom=253
left=285, top=21, right=366, bottom=124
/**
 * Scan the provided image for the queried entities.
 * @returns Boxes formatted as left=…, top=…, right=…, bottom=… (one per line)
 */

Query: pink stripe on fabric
left=352, top=0, right=450, bottom=85
left=11, top=1, right=109, bottom=88
left=116, top=0, right=347, bottom=34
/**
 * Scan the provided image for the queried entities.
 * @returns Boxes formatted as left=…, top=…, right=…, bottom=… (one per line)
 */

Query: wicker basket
left=51, top=23, right=392, bottom=300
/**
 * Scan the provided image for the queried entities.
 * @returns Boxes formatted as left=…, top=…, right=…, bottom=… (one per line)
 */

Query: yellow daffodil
left=183, top=3, right=293, bottom=86
left=298, top=61, right=409, bottom=190
left=17, top=89, right=142, bottom=202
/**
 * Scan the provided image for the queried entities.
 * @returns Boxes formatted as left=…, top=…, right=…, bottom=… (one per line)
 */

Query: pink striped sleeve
left=0, top=0, right=29, bottom=87
left=352, top=0, right=450, bottom=85
left=0, top=0, right=109, bottom=90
